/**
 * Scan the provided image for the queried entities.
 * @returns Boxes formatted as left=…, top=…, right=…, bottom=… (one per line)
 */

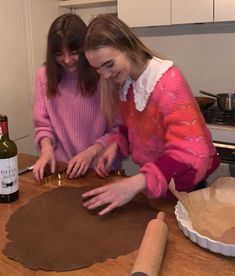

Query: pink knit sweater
left=34, top=66, right=115, bottom=163
left=111, top=65, right=220, bottom=198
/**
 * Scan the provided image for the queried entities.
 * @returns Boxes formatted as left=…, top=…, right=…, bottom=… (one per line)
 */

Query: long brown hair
left=46, top=13, right=99, bottom=97
left=84, top=14, right=161, bottom=124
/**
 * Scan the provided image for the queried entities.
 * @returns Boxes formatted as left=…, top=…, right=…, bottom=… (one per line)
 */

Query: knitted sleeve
left=95, top=125, right=121, bottom=148
left=109, top=125, right=130, bottom=159
left=33, top=67, right=57, bottom=151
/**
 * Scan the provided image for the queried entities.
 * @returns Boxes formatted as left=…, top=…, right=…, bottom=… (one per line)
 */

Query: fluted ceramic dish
left=175, top=201, right=235, bottom=257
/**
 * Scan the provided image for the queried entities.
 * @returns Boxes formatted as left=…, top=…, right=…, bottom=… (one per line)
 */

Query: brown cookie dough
left=3, top=186, right=156, bottom=271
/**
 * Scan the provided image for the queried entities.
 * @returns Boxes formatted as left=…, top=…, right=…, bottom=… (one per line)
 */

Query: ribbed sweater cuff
left=109, top=133, right=129, bottom=158
left=139, top=156, right=189, bottom=198
left=95, top=136, right=108, bottom=148
left=34, top=132, right=56, bottom=152
left=156, top=155, right=189, bottom=182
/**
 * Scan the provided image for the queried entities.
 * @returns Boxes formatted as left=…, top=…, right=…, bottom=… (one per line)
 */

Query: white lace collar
left=119, top=57, right=173, bottom=111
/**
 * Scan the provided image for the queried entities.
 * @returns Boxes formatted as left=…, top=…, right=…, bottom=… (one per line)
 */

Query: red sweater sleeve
left=109, top=126, right=130, bottom=158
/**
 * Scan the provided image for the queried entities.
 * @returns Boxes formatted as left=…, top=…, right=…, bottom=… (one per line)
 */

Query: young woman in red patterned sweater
left=82, top=14, right=220, bottom=215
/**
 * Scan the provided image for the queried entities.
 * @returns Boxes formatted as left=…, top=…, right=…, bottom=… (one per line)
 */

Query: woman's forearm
left=129, top=173, right=147, bottom=194
left=87, top=142, right=104, bottom=157
left=40, top=137, right=54, bottom=153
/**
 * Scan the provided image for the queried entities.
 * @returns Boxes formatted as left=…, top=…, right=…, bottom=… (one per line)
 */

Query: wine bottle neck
left=0, top=120, right=9, bottom=139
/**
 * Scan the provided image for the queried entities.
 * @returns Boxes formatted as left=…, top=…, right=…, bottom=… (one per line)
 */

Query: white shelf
left=59, top=0, right=117, bottom=8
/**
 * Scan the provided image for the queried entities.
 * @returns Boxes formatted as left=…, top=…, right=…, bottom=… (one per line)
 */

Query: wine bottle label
left=0, top=156, right=18, bottom=195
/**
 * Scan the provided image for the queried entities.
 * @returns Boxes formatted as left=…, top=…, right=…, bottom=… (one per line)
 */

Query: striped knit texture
left=33, top=66, right=111, bottom=163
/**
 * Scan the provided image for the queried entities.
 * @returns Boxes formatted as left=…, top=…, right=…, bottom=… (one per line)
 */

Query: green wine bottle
left=0, top=115, right=19, bottom=203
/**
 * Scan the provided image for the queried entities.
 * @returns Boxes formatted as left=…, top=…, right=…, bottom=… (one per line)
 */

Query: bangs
left=50, top=32, right=80, bottom=53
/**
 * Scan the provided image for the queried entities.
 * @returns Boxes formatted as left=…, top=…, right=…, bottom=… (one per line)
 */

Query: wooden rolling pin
left=131, top=211, right=168, bottom=276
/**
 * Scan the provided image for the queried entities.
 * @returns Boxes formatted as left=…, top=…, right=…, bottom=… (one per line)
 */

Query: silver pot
left=200, top=90, right=235, bottom=112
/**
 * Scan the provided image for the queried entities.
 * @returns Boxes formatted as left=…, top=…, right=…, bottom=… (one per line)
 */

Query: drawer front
left=214, top=141, right=235, bottom=164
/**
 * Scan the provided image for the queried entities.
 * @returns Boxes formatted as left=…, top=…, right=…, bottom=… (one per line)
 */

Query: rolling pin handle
left=131, top=211, right=168, bottom=276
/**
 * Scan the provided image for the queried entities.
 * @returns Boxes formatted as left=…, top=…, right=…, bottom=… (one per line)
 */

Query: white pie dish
left=175, top=201, right=235, bottom=257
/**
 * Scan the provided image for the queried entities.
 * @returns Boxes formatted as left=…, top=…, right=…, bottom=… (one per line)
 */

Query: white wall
left=134, top=22, right=235, bottom=96
left=28, top=1, right=66, bottom=81
left=74, top=6, right=235, bottom=95
left=26, top=0, right=62, bottom=109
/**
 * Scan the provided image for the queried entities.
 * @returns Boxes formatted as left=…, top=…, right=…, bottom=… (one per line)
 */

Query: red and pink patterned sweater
left=110, top=58, right=220, bottom=198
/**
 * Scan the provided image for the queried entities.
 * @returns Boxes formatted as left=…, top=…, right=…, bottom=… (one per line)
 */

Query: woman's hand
left=33, top=147, right=55, bottom=181
left=95, top=142, right=118, bottom=177
left=67, top=143, right=104, bottom=178
left=82, top=173, right=146, bottom=215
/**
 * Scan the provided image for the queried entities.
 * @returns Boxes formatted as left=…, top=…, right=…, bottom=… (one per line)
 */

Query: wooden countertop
left=0, top=153, right=234, bottom=276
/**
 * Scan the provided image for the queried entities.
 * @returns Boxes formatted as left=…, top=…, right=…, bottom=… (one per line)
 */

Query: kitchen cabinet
left=172, top=0, right=213, bottom=24
left=118, top=0, right=171, bottom=27
left=118, top=0, right=213, bottom=27
left=59, top=0, right=117, bottom=8
left=59, top=0, right=235, bottom=27
left=59, top=0, right=117, bottom=25
left=0, top=1, right=32, bottom=152
left=214, top=0, right=235, bottom=22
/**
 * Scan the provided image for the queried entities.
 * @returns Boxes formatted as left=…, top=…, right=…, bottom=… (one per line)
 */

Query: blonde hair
left=84, top=14, right=161, bottom=124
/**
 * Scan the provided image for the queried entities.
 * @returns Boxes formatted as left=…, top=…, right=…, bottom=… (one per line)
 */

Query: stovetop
left=201, top=105, right=235, bottom=127
left=202, top=105, right=235, bottom=144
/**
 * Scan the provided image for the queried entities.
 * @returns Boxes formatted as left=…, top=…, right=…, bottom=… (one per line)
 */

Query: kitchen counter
left=0, top=153, right=234, bottom=276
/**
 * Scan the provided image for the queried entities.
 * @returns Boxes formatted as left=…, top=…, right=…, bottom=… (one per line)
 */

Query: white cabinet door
left=0, top=1, right=31, bottom=143
left=214, top=0, right=235, bottom=22
left=118, top=0, right=171, bottom=27
left=0, top=0, right=59, bottom=155
left=172, top=0, right=213, bottom=24
left=59, top=0, right=116, bottom=8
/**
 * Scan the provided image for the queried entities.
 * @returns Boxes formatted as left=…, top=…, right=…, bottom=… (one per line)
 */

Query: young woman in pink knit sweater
left=33, top=14, right=120, bottom=181
left=82, top=14, right=220, bottom=215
